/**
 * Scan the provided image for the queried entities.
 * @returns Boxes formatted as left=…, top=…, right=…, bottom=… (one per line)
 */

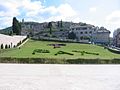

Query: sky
left=0, top=0, right=120, bottom=37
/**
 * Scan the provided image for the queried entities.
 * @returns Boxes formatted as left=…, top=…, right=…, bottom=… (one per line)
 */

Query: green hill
left=0, top=39, right=120, bottom=59
left=0, top=27, right=12, bottom=35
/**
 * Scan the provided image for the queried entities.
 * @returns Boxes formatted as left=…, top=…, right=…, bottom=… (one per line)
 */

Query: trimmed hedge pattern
left=55, top=51, right=74, bottom=56
left=33, top=49, right=50, bottom=54
left=72, top=50, right=99, bottom=55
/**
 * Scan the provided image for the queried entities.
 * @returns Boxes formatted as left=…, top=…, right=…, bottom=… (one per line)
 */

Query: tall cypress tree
left=60, top=19, right=63, bottom=28
left=57, top=21, right=59, bottom=27
left=12, top=17, right=21, bottom=35
left=48, top=22, right=52, bottom=34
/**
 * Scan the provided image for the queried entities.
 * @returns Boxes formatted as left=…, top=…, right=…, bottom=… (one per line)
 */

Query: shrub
left=32, top=52, right=35, bottom=55
left=5, top=44, right=8, bottom=49
left=13, top=45, right=16, bottom=48
left=17, top=41, right=22, bottom=46
left=22, top=37, right=27, bottom=43
left=81, top=51, right=85, bottom=55
left=8, top=45, right=11, bottom=48
left=1, top=44, right=4, bottom=49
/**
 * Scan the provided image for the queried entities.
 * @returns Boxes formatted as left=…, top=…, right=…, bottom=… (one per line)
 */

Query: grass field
left=0, top=39, right=120, bottom=59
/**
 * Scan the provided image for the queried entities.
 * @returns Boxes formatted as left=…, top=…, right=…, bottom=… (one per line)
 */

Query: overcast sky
left=0, top=0, right=120, bottom=36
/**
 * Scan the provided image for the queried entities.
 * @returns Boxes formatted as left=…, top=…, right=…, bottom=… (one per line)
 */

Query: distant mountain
left=0, top=27, right=12, bottom=35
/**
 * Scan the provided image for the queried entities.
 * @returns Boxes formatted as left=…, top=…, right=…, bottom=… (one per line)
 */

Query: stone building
left=71, top=25, right=96, bottom=41
left=21, top=19, right=48, bottom=36
left=113, top=28, right=120, bottom=47
left=71, top=25, right=110, bottom=44
left=92, top=27, right=110, bottom=45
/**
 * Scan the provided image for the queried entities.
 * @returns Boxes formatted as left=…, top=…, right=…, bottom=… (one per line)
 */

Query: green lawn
left=0, top=39, right=120, bottom=59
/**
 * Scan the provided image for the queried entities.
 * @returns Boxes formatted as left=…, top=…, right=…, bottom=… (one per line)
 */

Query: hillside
left=0, top=21, right=95, bottom=36
left=0, top=27, right=12, bottom=35
left=0, top=39, right=120, bottom=59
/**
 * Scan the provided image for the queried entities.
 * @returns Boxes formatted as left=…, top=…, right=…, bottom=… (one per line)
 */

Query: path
left=17, top=38, right=29, bottom=48
left=0, top=64, right=120, bottom=90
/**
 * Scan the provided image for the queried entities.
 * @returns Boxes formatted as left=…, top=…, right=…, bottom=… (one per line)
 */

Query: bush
left=8, top=45, right=11, bottom=48
left=1, top=44, right=4, bottom=49
left=13, top=45, right=16, bottom=48
left=17, top=41, right=22, bottom=46
left=22, top=37, right=27, bottom=43
left=32, top=52, right=35, bottom=55
left=5, top=44, right=8, bottom=49
left=81, top=52, right=84, bottom=55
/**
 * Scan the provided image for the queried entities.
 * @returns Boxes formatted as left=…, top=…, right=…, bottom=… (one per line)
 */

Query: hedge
left=0, top=57, right=120, bottom=64
left=33, top=49, right=50, bottom=54
left=55, top=51, right=74, bottom=55
left=72, top=50, right=99, bottom=55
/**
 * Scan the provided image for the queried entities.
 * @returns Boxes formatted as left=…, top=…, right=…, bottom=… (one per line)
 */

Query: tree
left=57, top=21, right=60, bottom=27
left=60, top=19, right=63, bottom=28
left=8, top=45, right=11, bottom=48
left=1, top=44, right=3, bottom=49
left=12, top=17, right=21, bottom=35
left=9, top=31, right=13, bottom=36
left=68, top=32, right=76, bottom=39
left=48, top=22, right=52, bottom=34
left=5, top=44, right=8, bottom=49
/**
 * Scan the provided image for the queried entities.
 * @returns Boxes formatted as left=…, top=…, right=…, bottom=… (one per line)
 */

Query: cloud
left=106, top=10, right=120, bottom=24
left=22, top=0, right=42, bottom=11
left=57, top=4, right=77, bottom=17
left=42, top=3, right=79, bottom=23
left=0, top=0, right=21, bottom=29
left=89, top=7, right=97, bottom=13
left=104, top=10, right=120, bottom=36
left=0, top=0, right=43, bottom=29
left=0, top=0, right=79, bottom=29
left=26, top=3, right=78, bottom=20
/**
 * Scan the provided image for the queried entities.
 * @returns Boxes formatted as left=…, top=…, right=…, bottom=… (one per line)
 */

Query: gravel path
left=0, top=64, right=120, bottom=90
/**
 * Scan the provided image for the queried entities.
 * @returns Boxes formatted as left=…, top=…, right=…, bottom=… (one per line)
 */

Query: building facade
left=71, top=26, right=110, bottom=44
left=71, top=25, right=97, bottom=41
left=21, top=19, right=48, bottom=36
left=113, top=28, right=120, bottom=47
left=92, top=27, right=110, bottom=45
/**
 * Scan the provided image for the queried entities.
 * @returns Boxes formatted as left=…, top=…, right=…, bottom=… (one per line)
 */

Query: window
left=89, top=31, right=92, bottom=34
left=85, top=31, right=87, bottom=34
left=80, top=32, right=83, bottom=34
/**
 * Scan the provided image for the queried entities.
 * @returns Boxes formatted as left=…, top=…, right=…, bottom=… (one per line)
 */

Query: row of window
left=72, top=27, right=94, bottom=30
left=76, top=31, right=92, bottom=34
left=72, top=28, right=97, bottom=32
